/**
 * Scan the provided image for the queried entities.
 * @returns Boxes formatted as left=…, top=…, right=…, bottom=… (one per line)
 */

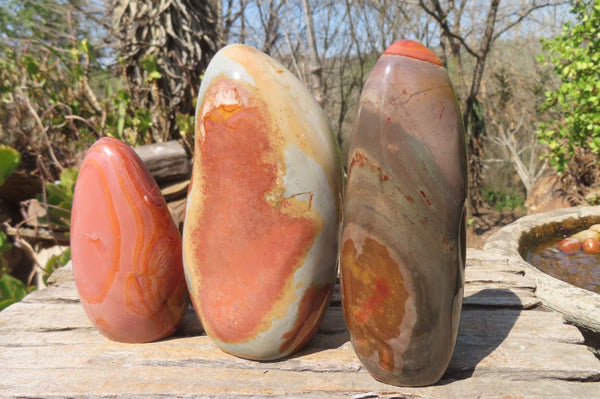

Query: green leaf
left=141, top=54, right=161, bottom=82
left=43, top=248, right=70, bottom=285
left=57, top=168, right=78, bottom=194
left=21, top=54, right=39, bottom=76
left=148, top=71, right=161, bottom=81
left=0, top=231, right=11, bottom=254
left=77, top=39, right=89, bottom=56
left=537, top=0, right=600, bottom=172
left=36, top=168, right=78, bottom=231
left=0, top=274, right=30, bottom=311
left=72, top=63, right=84, bottom=80
left=115, top=89, right=131, bottom=104
left=0, top=145, right=21, bottom=186
left=133, top=108, right=152, bottom=134
left=175, top=112, right=194, bottom=137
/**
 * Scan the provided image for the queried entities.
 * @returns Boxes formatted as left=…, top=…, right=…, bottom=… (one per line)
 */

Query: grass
left=482, top=187, right=526, bottom=212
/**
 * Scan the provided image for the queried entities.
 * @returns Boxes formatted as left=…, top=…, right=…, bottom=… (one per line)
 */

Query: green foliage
left=0, top=145, right=19, bottom=278
left=0, top=0, right=162, bottom=175
left=133, top=108, right=153, bottom=138
left=585, top=191, right=600, bottom=205
left=0, top=231, right=12, bottom=277
left=537, top=0, right=600, bottom=172
left=37, top=168, right=78, bottom=231
left=0, top=274, right=32, bottom=311
left=43, top=248, right=70, bottom=285
left=175, top=112, right=194, bottom=138
left=482, top=187, right=526, bottom=212
left=0, top=232, right=11, bottom=255
left=0, top=1, right=104, bottom=171
left=0, top=145, right=20, bottom=186
left=141, top=54, right=162, bottom=83
left=104, top=89, right=155, bottom=145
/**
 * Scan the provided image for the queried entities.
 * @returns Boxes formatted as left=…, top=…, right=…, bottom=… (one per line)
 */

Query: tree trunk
left=464, top=0, right=500, bottom=214
left=302, top=0, right=325, bottom=106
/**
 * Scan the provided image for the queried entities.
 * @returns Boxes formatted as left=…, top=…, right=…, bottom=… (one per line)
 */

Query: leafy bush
left=0, top=145, right=20, bottom=277
left=38, top=168, right=78, bottom=232
left=537, top=0, right=600, bottom=172
left=0, top=145, right=21, bottom=186
left=482, top=187, right=526, bottom=212
left=0, top=231, right=12, bottom=278
left=0, top=274, right=32, bottom=311
left=0, top=1, right=103, bottom=176
left=43, top=247, right=70, bottom=285
left=0, top=0, right=173, bottom=182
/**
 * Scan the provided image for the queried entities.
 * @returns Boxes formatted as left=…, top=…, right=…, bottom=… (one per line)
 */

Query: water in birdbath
left=525, top=226, right=600, bottom=295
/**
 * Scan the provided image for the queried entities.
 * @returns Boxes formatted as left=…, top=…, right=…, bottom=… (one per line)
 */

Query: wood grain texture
left=134, top=140, right=191, bottom=183
left=1, top=249, right=599, bottom=398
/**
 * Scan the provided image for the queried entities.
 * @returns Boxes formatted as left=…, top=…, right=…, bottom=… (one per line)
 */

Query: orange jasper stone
left=183, top=44, right=342, bottom=360
left=71, top=137, right=188, bottom=343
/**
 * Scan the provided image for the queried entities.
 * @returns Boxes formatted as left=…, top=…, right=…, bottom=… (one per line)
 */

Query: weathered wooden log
left=160, top=179, right=190, bottom=201
left=134, top=140, right=191, bottom=183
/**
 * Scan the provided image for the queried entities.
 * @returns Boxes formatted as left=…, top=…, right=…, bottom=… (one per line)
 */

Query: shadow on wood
left=445, top=288, right=521, bottom=380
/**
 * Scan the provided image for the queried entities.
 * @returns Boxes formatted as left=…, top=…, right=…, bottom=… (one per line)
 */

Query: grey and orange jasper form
left=71, top=137, right=188, bottom=343
left=182, top=44, right=343, bottom=360
left=340, top=40, right=467, bottom=386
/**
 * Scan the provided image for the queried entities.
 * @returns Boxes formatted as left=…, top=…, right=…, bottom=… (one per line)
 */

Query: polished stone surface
left=340, top=40, right=467, bottom=386
left=183, top=44, right=343, bottom=360
left=71, top=137, right=188, bottom=343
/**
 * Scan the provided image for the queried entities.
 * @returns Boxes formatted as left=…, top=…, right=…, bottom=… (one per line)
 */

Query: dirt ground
left=466, top=210, right=524, bottom=249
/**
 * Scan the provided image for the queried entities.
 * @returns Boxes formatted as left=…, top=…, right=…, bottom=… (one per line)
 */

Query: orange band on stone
left=384, top=40, right=443, bottom=66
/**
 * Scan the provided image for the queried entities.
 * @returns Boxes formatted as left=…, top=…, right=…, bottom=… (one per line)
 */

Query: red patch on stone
left=420, top=190, right=432, bottom=207
left=384, top=40, right=443, bottom=67
left=190, top=80, right=318, bottom=343
left=350, top=150, right=390, bottom=185
left=341, top=237, right=410, bottom=373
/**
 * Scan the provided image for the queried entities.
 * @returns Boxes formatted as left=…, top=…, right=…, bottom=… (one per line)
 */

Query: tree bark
left=302, top=0, right=325, bottom=106
left=464, top=0, right=500, bottom=214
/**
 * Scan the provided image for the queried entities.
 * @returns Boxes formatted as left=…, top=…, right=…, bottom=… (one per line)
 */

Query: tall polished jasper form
left=341, top=40, right=467, bottom=386
left=183, top=44, right=342, bottom=360
left=71, top=137, right=188, bottom=343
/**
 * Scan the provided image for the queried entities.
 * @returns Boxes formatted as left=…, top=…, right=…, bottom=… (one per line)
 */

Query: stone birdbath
left=485, top=206, right=600, bottom=335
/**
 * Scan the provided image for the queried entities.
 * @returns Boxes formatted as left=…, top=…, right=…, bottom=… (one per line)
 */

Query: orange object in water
left=582, top=237, right=600, bottom=254
left=557, top=237, right=583, bottom=254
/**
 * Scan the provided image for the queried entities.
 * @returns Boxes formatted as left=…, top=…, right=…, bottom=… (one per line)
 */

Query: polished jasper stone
left=183, top=44, right=342, bottom=360
left=340, top=40, right=467, bottom=386
left=71, top=137, right=188, bottom=343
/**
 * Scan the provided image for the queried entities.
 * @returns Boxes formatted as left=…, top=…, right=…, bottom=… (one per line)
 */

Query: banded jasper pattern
left=341, top=40, right=467, bottom=386
left=71, top=137, right=188, bottom=343
left=183, top=44, right=342, bottom=360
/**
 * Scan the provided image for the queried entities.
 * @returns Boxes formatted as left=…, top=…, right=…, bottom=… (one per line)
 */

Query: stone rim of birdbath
left=484, top=206, right=600, bottom=333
